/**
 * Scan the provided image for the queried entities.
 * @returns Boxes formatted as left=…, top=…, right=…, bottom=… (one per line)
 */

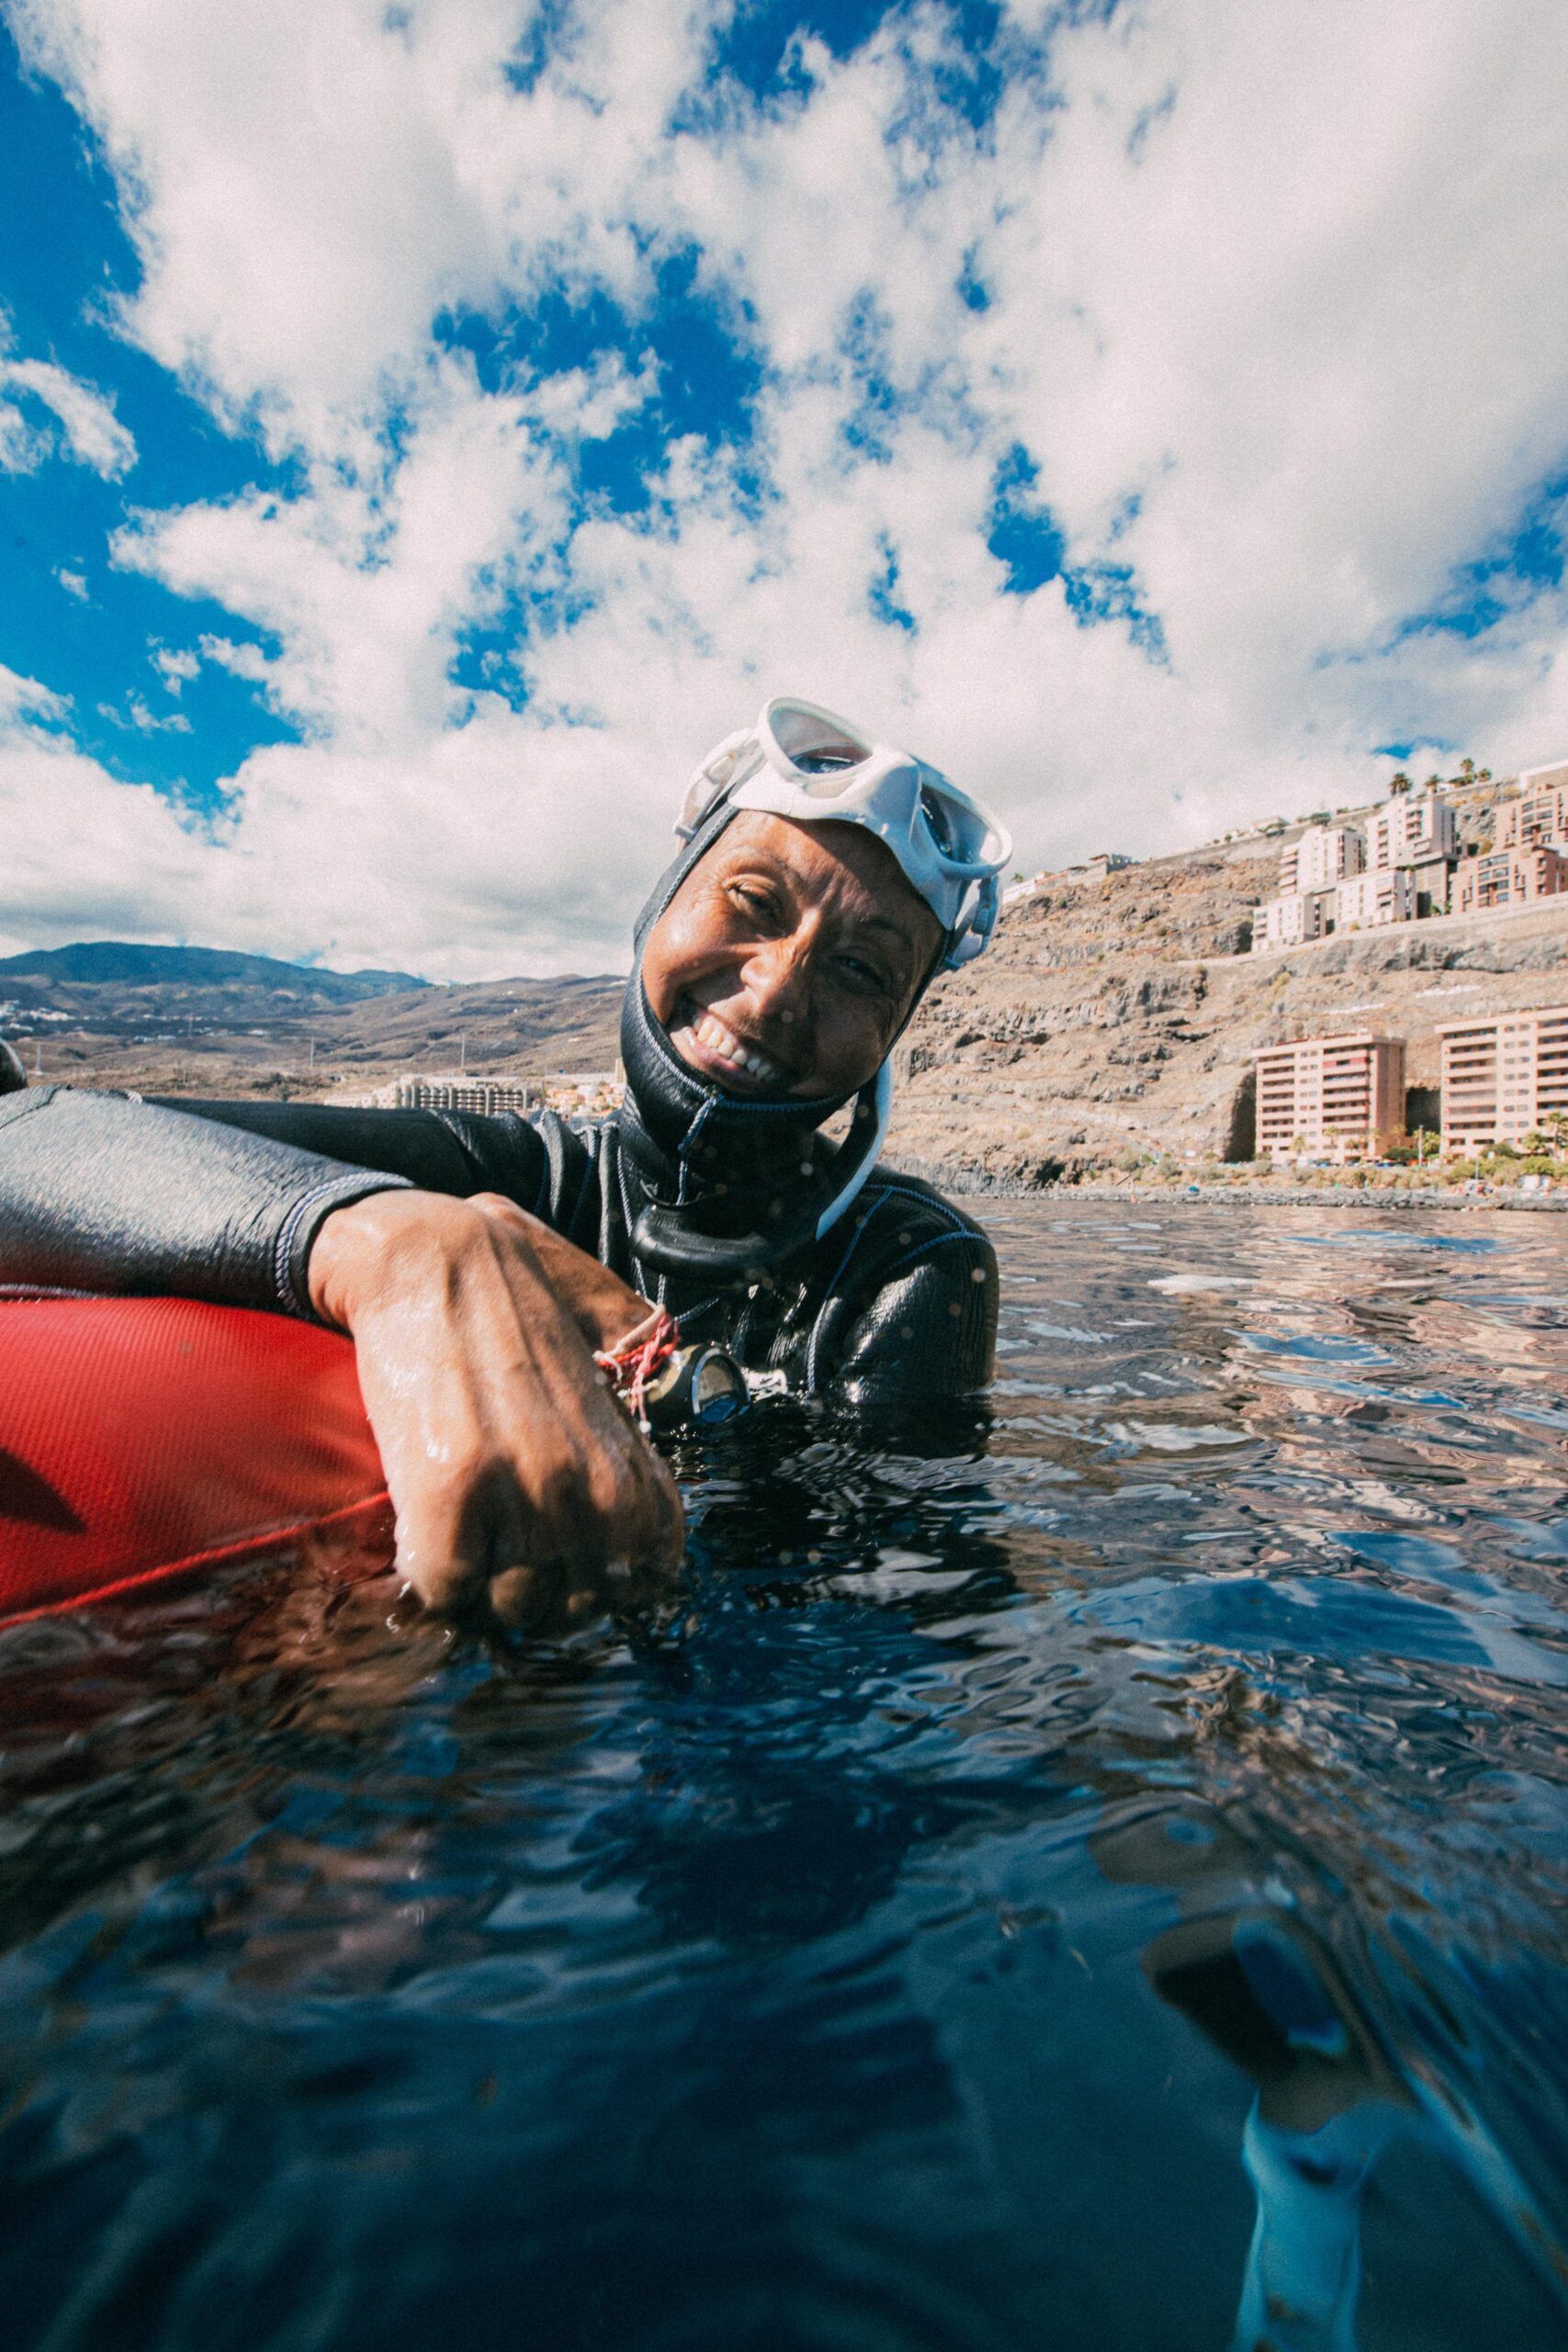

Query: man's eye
left=839, top=955, right=894, bottom=994
left=729, top=883, right=779, bottom=921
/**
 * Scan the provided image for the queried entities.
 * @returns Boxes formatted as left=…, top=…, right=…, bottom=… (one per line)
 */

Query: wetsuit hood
left=616, top=804, right=859, bottom=1251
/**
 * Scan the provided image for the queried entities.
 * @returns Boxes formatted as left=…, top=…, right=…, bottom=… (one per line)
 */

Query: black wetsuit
left=0, top=1083, right=994, bottom=1399
left=0, top=818, right=997, bottom=1401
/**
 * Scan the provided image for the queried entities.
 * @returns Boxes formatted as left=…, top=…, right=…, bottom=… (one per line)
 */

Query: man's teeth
left=694, top=1012, right=782, bottom=1082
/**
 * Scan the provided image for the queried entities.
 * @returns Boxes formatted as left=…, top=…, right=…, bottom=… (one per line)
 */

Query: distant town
left=1246, top=756, right=1568, bottom=950
left=1005, top=752, right=1568, bottom=949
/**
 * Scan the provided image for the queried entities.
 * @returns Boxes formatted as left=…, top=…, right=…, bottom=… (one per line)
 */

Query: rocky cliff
left=890, top=844, right=1568, bottom=1183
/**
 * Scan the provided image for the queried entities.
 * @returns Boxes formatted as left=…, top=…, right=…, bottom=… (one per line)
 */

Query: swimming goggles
left=677, top=695, right=1012, bottom=967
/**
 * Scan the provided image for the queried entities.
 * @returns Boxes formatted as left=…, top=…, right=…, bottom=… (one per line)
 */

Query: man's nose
left=743, top=929, right=814, bottom=1028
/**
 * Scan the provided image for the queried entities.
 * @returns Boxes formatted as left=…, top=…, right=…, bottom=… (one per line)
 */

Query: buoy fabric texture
left=0, top=1295, right=391, bottom=1627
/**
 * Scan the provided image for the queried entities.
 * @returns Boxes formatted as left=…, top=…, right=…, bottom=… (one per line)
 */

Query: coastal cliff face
left=889, top=845, right=1568, bottom=1183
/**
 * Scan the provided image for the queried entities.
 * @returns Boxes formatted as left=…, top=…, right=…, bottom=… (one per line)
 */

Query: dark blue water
left=2, top=1203, right=1566, bottom=2351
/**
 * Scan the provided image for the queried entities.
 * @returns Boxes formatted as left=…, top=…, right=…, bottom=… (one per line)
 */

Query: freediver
left=0, top=696, right=1011, bottom=1627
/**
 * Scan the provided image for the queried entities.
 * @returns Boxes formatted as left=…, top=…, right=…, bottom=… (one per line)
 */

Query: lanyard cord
left=594, top=1307, right=682, bottom=1424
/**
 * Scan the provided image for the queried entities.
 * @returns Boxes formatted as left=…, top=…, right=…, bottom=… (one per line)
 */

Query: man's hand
left=308, top=1191, right=685, bottom=1630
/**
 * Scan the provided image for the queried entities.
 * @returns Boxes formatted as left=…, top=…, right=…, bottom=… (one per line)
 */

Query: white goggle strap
left=943, top=874, right=1000, bottom=967
left=813, top=1060, right=894, bottom=1243
left=676, top=729, right=766, bottom=840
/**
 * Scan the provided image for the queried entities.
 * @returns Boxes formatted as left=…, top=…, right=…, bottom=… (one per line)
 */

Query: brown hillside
left=6, top=970, right=625, bottom=1099
left=892, top=850, right=1568, bottom=1182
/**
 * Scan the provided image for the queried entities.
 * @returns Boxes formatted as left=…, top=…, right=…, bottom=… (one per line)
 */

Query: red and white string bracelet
left=594, top=1307, right=681, bottom=1423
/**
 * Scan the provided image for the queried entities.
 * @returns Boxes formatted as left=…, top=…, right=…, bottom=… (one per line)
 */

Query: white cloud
left=0, top=397, right=51, bottom=472
left=0, top=669, right=210, bottom=956
left=4, top=0, right=1568, bottom=975
left=0, top=343, right=136, bottom=477
left=152, top=643, right=199, bottom=689
left=113, top=363, right=582, bottom=745
left=195, top=635, right=269, bottom=685
left=96, top=690, right=192, bottom=735
left=55, top=568, right=90, bottom=601
left=0, top=662, right=71, bottom=729
left=0, top=738, right=212, bottom=956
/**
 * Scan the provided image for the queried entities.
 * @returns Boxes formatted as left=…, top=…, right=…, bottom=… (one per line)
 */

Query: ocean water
left=1, top=1202, right=1566, bottom=2352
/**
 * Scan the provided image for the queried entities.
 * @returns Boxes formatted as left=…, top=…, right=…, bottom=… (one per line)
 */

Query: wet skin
left=310, top=817, right=940, bottom=1628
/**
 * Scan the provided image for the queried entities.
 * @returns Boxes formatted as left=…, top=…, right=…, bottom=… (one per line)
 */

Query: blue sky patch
left=868, top=533, right=917, bottom=631
left=987, top=443, right=1064, bottom=591
left=706, top=0, right=900, bottom=103
left=1393, top=471, right=1567, bottom=643
left=437, top=248, right=765, bottom=523
left=987, top=442, right=1166, bottom=656
left=502, top=0, right=581, bottom=96
left=0, top=18, right=301, bottom=800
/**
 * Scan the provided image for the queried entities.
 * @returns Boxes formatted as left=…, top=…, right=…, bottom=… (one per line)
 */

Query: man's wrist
left=308, top=1190, right=431, bottom=1329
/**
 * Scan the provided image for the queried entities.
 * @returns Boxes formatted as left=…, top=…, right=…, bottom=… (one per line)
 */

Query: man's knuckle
left=532, top=1455, right=582, bottom=1521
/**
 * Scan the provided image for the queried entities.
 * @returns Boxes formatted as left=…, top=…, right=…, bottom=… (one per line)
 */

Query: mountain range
left=0, top=941, right=426, bottom=1001
left=0, top=942, right=625, bottom=1096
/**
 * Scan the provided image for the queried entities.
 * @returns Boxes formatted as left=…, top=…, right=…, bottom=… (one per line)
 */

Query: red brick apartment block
left=1495, top=763, right=1568, bottom=854
left=1254, top=1034, right=1404, bottom=1162
left=1452, top=844, right=1568, bottom=914
left=1438, top=1007, right=1568, bottom=1151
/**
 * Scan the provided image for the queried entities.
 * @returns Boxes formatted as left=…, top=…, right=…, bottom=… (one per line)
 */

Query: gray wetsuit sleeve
left=0, top=1086, right=411, bottom=1318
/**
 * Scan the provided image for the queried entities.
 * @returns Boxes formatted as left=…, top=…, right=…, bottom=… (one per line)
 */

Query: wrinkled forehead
left=697, top=810, right=942, bottom=951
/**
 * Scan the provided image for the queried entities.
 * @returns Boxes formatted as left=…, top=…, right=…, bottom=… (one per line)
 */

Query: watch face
left=691, top=1350, right=748, bottom=1422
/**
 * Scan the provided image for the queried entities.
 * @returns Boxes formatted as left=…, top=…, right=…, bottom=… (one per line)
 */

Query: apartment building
left=1251, top=788, right=1454, bottom=952
left=1336, top=866, right=1416, bottom=931
left=363, top=1075, right=540, bottom=1114
left=1254, top=1033, right=1405, bottom=1161
left=1279, top=823, right=1365, bottom=894
left=1439, top=1006, right=1568, bottom=1151
left=1368, top=787, right=1456, bottom=871
left=1495, top=763, right=1568, bottom=854
left=1451, top=843, right=1568, bottom=915
left=1253, top=891, right=1324, bottom=951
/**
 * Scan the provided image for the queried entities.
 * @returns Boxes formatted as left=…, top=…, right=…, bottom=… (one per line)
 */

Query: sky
left=2, top=0, right=1567, bottom=980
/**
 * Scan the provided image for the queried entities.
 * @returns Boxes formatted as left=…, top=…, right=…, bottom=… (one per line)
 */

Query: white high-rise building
left=1368, top=789, right=1456, bottom=872
left=1250, top=892, right=1323, bottom=953
left=1280, top=824, right=1365, bottom=894
left=1495, top=765, right=1568, bottom=854
left=1337, top=868, right=1417, bottom=930
left=1439, top=1007, right=1568, bottom=1150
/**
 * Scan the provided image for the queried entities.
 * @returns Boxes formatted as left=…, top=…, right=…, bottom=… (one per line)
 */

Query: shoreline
left=889, top=1159, right=1568, bottom=1212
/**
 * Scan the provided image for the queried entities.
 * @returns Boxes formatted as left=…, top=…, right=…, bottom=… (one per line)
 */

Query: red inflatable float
left=0, top=1295, right=392, bottom=1627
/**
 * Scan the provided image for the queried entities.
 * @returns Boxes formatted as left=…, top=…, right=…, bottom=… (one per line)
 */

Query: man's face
left=642, top=812, right=942, bottom=1101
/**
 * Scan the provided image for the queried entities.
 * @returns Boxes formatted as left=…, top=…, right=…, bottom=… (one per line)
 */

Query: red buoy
left=0, top=1295, right=392, bottom=1626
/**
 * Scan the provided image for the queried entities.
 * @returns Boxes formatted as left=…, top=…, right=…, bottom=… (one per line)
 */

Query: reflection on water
left=1, top=1203, right=1566, bottom=2351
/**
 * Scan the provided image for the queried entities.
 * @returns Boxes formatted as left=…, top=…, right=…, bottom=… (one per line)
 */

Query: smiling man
left=650, top=811, right=942, bottom=1100
left=0, top=697, right=1010, bottom=1624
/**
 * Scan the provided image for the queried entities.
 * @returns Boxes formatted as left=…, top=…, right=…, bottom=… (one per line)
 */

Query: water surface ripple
left=2, top=1203, right=1566, bottom=2350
